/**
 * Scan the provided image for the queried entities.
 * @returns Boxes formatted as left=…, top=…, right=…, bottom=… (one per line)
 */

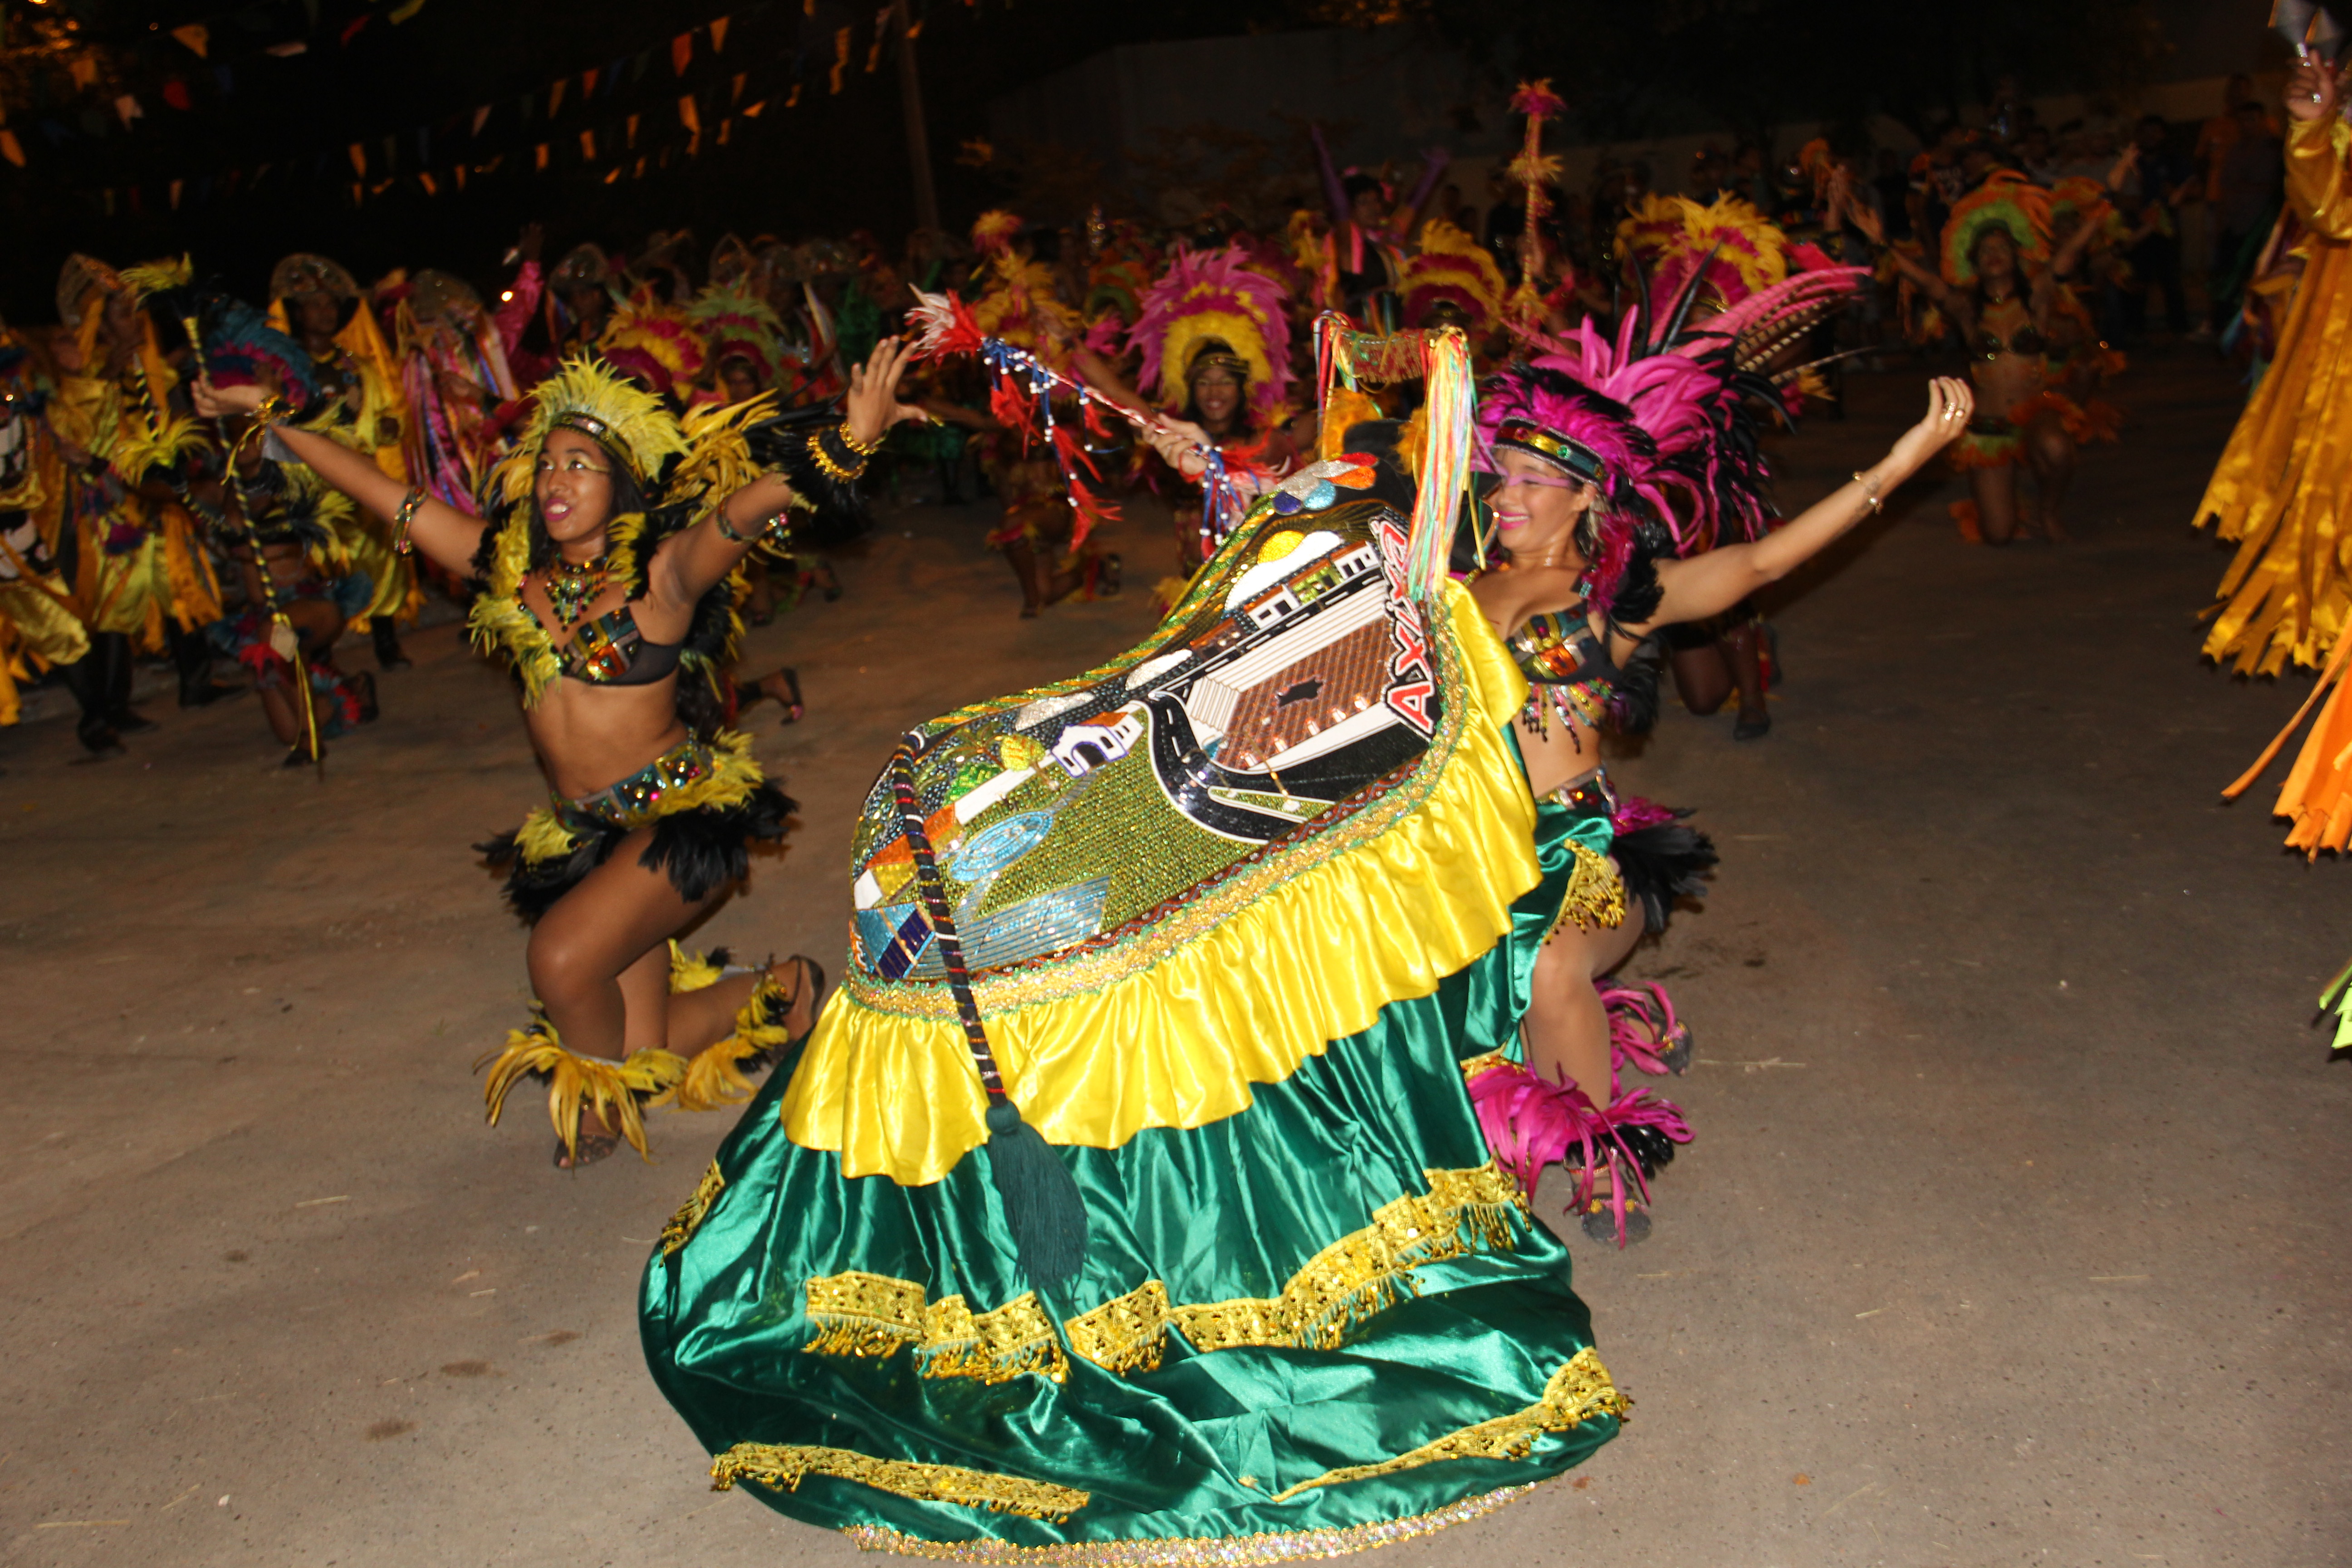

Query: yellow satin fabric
left=0, top=578, right=92, bottom=727
left=2197, top=117, right=2352, bottom=676
left=780, top=583, right=1540, bottom=1186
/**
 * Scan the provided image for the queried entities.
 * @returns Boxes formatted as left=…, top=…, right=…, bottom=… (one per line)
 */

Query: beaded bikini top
left=523, top=599, right=682, bottom=686
left=1508, top=605, right=1627, bottom=736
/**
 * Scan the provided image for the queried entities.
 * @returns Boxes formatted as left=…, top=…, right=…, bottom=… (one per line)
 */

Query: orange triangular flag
left=672, top=31, right=694, bottom=75
left=710, top=16, right=731, bottom=51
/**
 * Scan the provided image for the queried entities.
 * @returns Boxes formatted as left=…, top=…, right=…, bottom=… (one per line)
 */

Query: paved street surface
left=4, top=353, right=2345, bottom=1567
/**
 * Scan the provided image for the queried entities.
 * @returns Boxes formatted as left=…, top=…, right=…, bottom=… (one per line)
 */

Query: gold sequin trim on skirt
left=1063, top=1279, right=1173, bottom=1376
left=801, top=1273, right=1069, bottom=1384
left=838, top=1480, right=1545, bottom=1563
left=709, top=1443, right=1089, bottom=1523
left=658, top=1161, right=726, bottom=1258
left=1546, top=840, right=1625, bottom=939
left=1268, top=1345, right=1626, bottom=1501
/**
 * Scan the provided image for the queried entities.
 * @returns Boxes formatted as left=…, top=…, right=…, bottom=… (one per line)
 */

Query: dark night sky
left=0, top=0, right=1272, bottom=320
left=0, top=0, right=2272, bottom=323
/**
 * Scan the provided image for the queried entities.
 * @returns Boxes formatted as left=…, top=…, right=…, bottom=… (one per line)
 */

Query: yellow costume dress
left=46, top=364, right=221, bottom=651
left=0, top=384, right=92, bottom=730
left=2195, top=115, right=2352, bottom=677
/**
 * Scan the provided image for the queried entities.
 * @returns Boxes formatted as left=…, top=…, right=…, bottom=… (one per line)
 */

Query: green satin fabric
left=639, top=794, right=1608, bottom=1550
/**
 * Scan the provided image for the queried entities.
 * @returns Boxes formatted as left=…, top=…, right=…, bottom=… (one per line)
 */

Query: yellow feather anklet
left=475, top=1016, right=686, bottom=1162
left=667, top=939, right=726, bottom=994
left=656, top=965, right=795, bottom=1112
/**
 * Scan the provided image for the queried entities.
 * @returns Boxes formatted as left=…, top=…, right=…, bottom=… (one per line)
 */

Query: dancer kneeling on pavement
left=1468, top=363, right=1972, bottom=1240
left=195, top=339, right=927, bottom=1167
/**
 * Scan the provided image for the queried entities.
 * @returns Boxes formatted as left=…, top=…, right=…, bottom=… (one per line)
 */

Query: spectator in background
left=2018, top=124, right=2059, bottom=185
left=1438, top=181, right=1475, bottom=236
left=2114, top=113, right=2194, bottom=338
left=2206, top=98, right=2284, bottom=335
left=1484, top=166, right=1527, bottom=281
left=2193, top=74, right=2270, bottom=206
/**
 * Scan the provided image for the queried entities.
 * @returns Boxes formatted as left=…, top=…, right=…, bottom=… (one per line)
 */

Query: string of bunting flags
left=0, top=0, right=983, bottom=210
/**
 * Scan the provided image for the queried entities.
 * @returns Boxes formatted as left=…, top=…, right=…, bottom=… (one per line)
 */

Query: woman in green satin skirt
left=642, top=490, right=1628, bottom=1561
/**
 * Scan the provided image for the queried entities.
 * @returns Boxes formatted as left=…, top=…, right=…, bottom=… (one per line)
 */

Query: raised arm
left=1309, top=123, right=1350, bottom=225
left=649, top=337, right=926, bottom=609
left=1842, top=193, right=1956, bottom=309
left=190, top=376, right=487, bottom=578
left=1392, top=147, right=1453, bottom=233
left=1632, top=377, right=1973, bottom=632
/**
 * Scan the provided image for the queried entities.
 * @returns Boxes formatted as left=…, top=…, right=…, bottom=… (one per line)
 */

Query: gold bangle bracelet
left=1852, top=470, right=1883, bottom=514
left=807, top=431, right=866, bottom=485
left=838, top=420, right=882, bottom=458
left=391, top=487, right=425, bottom=554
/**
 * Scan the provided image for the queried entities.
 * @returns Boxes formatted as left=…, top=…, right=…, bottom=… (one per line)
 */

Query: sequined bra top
left=529, top=601, right=683, bottom=686
left=1970, top=299, right=2044, bottom=360
left=1511, top=607, right=1624, bottom=698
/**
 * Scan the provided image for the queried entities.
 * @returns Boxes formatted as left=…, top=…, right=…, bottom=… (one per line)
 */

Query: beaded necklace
left=544, top=553, right=609, bottom=629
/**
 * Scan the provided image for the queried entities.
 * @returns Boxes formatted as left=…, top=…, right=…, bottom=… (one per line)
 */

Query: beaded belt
left=1549, top=769, right=1617, bottom=819
left=556, top=737, right=715, bottom=834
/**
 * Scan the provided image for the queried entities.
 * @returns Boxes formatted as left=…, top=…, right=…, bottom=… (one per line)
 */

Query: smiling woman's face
left=1191, top=367, right=1243, bottom=429
left=1487, top=447, right=1593, bottom=563
left=534, top=427, right=617, bottom=548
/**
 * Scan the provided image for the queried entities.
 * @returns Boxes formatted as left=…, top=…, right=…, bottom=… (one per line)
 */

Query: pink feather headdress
left=1127, top=243, right=1295, bottom=425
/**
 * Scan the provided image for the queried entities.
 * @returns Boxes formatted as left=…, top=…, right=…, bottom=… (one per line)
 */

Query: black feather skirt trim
left=477, top=780, right=795, bottom=925
left=1611, top=813, right=1719, bottom=934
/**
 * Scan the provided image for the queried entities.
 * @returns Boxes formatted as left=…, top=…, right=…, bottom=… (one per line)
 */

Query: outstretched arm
left=190, top=376, right=487, bottom=578
left=1842, top=192, right=1956, bottom=311
left=1634, top=378, right=1973, bottom=632
left=649, top=337, right=926, bottom=609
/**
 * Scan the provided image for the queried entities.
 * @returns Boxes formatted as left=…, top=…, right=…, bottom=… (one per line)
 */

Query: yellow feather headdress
left=487, top=355, right=691, bottom=509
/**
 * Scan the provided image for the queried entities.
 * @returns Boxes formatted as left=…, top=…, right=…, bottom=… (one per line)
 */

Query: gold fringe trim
left=799, top=1271, right=1069, bottom=1384
left=839, top=1481, right=1545, bottom=1563
left=655, top=967, right=792, bottom=1112
left=474, top=1018, right=686, bottom=1162
left=792, top=1164, right=1523, bottom=1387
left=804, top=1270, right=927, bottom=1357
left=659, top=1161, right=726, bottom=1256
left=1267, top=1346, right=1626, bottom=1501
left=1546, top=841, right=1625, bottom=939
left=1171, top=1164, right=1524, bottom=1355
left=1064, top=1279, right=1172, bottom=1376
left=710, top=1444, right=1089, bottom=1523
left=917, top=1293, right=1068, bottom=1386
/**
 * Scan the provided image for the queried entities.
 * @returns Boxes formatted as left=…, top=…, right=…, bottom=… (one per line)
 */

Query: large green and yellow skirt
left=642, top=497, right=1627, bottom=1560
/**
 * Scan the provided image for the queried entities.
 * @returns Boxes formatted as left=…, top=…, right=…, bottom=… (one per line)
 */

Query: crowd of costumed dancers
left=89, top=59, right=2352, bottom=1561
